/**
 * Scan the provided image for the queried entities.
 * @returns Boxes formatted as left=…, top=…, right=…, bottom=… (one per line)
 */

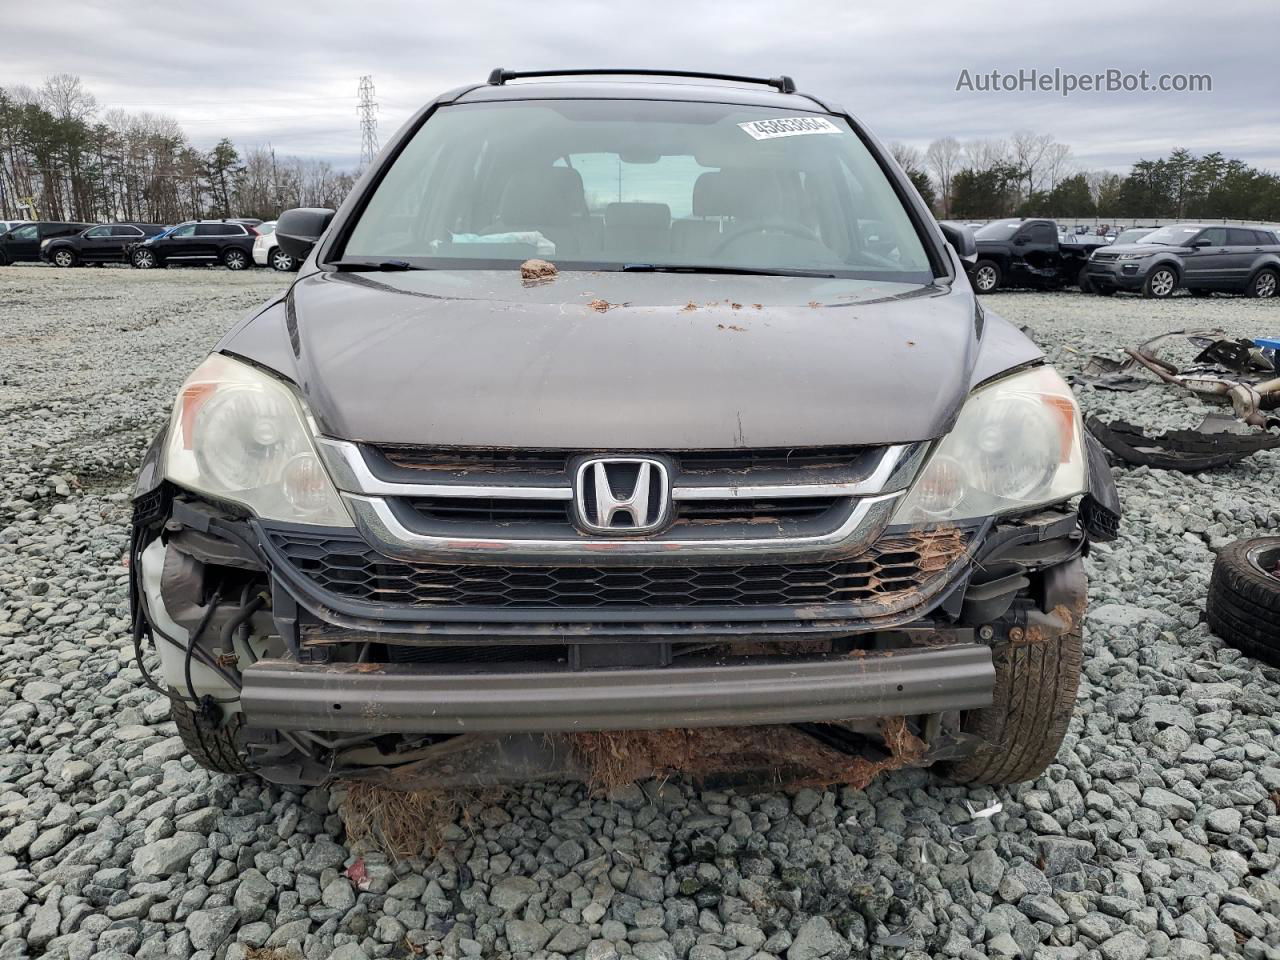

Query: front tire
left=132, top=248, right=159, bottom=270
left=269, top=247, right=296, bottom=272
left=1207, top=538, right=1280, bottom=666
left=972, top=259, right=1001, bottom=294
left=52, top=248, right=77, bottom=268
left=222, top=248, right=250, bottom=271
left=171, top=696, right=251, bottom=775
left=1142, top=266, right=1177, bottom=298
left=1246, top=268, right=1278, bottom=299
left=945, top=624, right=1083, bottom=785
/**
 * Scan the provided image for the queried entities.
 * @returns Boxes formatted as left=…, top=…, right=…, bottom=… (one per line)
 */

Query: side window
left=111, top=225, right=143, bottom=237
left=12, top=225, right=38, bottom=240
left=194, top=224, right=221, bottom=237
left=1226, top=228, right=1258, bottom=246
left=170, top=224, right=197, bottom=238
left=84, top=226, right=112, bottom=238
left=1028, top=223, right=1057, bottom=244
left=1197, top=227, right=1227, bottom=246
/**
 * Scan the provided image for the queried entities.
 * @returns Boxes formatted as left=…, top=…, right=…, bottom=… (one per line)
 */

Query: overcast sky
left=5, top=0, right=1275, bottom=174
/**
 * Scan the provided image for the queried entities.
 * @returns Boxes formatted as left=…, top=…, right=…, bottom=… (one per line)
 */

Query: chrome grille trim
left=318, top=438, right=917, bottom=500
left=343, top=491, right=902, bottom=564
left=317, top=438, right=925, bottom=563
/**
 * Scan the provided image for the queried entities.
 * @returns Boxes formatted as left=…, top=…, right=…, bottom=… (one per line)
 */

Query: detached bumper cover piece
left=240, top=643, right=995, bottom=734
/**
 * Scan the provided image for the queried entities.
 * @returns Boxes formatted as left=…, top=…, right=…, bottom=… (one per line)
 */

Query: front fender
left=133, top=426, right=168, bottom=499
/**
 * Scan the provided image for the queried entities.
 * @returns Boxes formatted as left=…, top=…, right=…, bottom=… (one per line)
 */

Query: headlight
left=164, top=354, right=352, bottom=526
left=1116, top=253, right=1150, bottom=261
left=892, top=365, right=1085, bottom=524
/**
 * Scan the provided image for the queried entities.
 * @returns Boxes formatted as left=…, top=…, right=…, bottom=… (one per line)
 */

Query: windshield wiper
left=620, top=263, right=837, bottom=279
left=329, top=259, right=419, bottom=272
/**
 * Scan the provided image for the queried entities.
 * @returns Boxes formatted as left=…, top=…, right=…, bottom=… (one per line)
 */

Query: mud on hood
left=222, top=269, right=1019, bottom=449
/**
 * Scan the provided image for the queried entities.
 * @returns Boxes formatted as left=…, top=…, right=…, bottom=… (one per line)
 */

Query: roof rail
left=486, top=68, right=797, bottom=95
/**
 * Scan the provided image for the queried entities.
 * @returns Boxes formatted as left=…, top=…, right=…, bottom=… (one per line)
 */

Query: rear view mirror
left=939, top=221, right=976, bottom=261
left=276, top=208, right=336, bottom=261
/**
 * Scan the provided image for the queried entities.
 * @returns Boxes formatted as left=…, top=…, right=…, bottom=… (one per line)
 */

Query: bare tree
left=962, top=138, right=1009, bottom=174
left=1042, top=142, right=1075, bottom=191
left=925, top=137, right=961, bottom=217
left=39, top=74, right=97, bottom=121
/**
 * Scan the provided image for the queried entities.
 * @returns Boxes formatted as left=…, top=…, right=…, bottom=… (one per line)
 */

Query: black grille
left=372, top=445, right=868, bottom=477
left=408, top=496, right=570, bottom=525
left=677, top=497, right=840, bottom=524
left=267, top=528, right=968, bottom=609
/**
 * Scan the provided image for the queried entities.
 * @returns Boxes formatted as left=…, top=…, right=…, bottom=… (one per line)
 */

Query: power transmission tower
left=357, top=76, right=379, bottom=165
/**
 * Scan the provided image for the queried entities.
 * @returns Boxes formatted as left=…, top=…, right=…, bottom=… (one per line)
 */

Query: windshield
left=1142, top=225, right=1203, bottom=246
left=257, top=222, right=276, bottom=236
left=974, top=220, right=1021, bottom=240
left=340, top=100, right=934, bottom=281
left=1114, top=229, right=1152, bottom=245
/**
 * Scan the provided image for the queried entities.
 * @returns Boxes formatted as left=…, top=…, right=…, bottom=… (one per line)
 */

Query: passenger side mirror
left=276, top=207, right=336, bottom=261
left=939, top=221, right=976, bottom=261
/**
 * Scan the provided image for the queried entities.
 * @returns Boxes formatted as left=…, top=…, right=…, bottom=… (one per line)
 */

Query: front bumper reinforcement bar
left=240, top=643, right=995, bottom=734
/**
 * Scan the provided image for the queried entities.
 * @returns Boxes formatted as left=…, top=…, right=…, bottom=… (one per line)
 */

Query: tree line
left=0, top=75, right=357, bottom=224
left=891, top=134, right=1280, bottom=223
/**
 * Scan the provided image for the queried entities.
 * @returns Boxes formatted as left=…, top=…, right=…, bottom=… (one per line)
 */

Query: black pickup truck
left=966, top=218, right=1108, bottom=293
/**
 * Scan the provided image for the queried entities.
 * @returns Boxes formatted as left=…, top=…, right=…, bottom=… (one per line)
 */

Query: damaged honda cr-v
left=130, top=68, right=1120, bottom=790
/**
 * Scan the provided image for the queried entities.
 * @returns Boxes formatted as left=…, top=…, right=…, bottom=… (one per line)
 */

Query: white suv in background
left=251, top=221, right=299, bottom=272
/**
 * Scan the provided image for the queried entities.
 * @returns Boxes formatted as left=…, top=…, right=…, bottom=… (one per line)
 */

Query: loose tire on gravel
left=171, top=696, right=252, bottom=775
left=972, top=259, right=1001, bottom=294
left=944, top=626, right=1083, bottom=785
left=1207, top=537, right=1280, bottom=666
left=1142, top=265, right=1177, bottom=298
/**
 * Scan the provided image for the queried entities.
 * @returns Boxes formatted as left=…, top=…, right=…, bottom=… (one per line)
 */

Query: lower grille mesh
left=266, top=528, right=969, bottom=609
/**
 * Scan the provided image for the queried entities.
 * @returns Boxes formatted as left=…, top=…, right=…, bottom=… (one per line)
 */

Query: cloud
left=3, top=0, right=1275, bottom=172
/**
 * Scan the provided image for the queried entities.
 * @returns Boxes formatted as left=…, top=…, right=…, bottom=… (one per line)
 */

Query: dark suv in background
left=42, top=222, right=167, bottom=267
left=130, top=220, right=259, bottom=270
left=0, top=220, right=95, bottom=264
left=131, top=68, right=1120, bottom=792
left=1088, top=223, right=1280, bottom=298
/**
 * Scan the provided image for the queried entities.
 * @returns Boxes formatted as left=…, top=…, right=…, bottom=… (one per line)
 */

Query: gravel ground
left=2, top=266, right=1279, bottom=960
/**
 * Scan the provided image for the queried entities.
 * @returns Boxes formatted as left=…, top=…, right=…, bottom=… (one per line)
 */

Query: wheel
left=1246, top=268, right=1278, bottom=299
left=170, top=696, right=252, bottom=775
left=944, top=625, right=1083, bottom=784
left=269, top=247, right=296, bottom=272
left=222, top=248, right=250, bottom=271
left=132, top=248, right=158, bottom=269
left=1189, top=288, right=1213, bottom=298
left=1142, top=266, right=1177, bottom=298
left=52, top=248, right=77, bottom=268
left=972, top=259, right=1001, bottom=294
left=1207, top=538, right=1280, bottom=666
left=1076, top=265, right=1092, bottom=293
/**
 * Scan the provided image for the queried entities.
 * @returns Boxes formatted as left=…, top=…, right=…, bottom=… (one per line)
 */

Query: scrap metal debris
left=1087, top=414, right=1280, bottom=472
left=588, top=299, right=618, bottom=313
left=519, top=258, right=557, bottom=282
left=966, top=800, right=1003, bottom=820
left=1082, top=329, right=1280, bottom=468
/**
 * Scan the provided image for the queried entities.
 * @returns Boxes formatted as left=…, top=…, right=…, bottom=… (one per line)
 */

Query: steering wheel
left=711, top=222, right=823, bottom=257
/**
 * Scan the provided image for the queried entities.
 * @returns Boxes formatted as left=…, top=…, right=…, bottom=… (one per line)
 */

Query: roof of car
left=451, top=74, right=834, bottom=113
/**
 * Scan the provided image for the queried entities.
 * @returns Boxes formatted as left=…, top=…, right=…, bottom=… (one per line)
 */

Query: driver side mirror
left=1190, top=238, right=1212, bottom=249
left=276, top=207, right=336, bottom=261
left=939, top=221, right=976, bottom=261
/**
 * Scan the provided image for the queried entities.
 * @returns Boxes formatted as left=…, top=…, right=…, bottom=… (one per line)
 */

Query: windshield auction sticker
left=738, top=116, right=842, bottom=140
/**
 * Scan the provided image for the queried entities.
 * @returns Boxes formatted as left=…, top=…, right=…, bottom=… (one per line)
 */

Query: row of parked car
left=959, top=217, right=1280, bottom=299
left=0, top=219, right=300, bottom=271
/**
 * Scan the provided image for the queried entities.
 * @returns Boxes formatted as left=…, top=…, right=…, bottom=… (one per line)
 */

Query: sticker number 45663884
left=738, top=116, right=843, bottom=140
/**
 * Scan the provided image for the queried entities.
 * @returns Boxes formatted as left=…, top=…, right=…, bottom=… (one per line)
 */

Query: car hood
left=221, top=269, right=1025, bottom=449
